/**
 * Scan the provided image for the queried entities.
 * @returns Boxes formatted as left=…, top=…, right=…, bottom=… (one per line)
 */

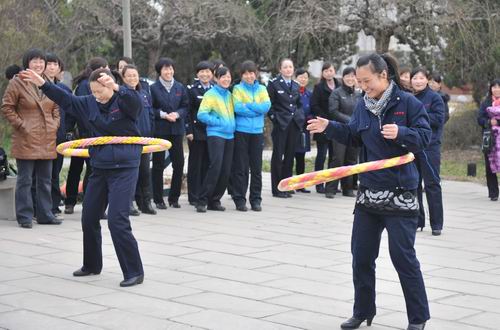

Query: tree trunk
left=374, top=29, right=392, bottom=53
left=147, top=44, right=160, bottom=78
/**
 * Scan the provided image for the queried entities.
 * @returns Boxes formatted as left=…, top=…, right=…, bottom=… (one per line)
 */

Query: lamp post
left=122, top=0, right=132, bottom=57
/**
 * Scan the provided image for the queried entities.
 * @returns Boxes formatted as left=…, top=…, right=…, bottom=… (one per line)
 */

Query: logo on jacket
left=394, top=111, right=405, bottom=116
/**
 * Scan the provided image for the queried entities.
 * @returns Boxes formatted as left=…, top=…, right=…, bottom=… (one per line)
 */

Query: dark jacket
left=477, top=98, right=493, bottom=131
left=267, top=75, right=304, bottom=130
left=324, top=84, right=431, bottom=191
left=186, top=80, right=213, bottom=140
left=150, top=79, right=188, bottom=136
left=55, top=82, right=72, bottom=144
left=414, top=86, right=445, bottom=145
left=328, top=84, right=361, bottom=124
left=436, top=90, right=450, bottom=123
left=41, top=82, right=143, bottom=169
left=66, top=78, right=92, bottom=139
left=296, top=87, right=313, bottom=153
left=311, top=78, right=341, bottom=142
left=136, top=88, right=155, bottom=137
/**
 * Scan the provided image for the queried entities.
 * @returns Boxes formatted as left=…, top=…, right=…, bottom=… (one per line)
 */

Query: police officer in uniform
left=150, top=57, right=189, bottom=209
left=22, top=67, right=145, bottom=287
left=267, top=58, right=305, bottom=198
left=186, top=61, right=214, bottom=206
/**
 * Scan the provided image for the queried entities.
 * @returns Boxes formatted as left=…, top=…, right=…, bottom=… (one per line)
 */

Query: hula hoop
left=56, top=136, right=172, bottom=158
left=278, top=153, right=415, bottom=192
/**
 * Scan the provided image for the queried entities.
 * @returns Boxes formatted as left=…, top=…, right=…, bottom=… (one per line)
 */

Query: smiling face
left=356, top=65, right=389, bottom=99
left=343, top=73, right=356, bottom=88
left=122, top=68, right=140, bottom=89
left=44, top=61, right=61, bottom=80
left=280, top=60, right=294, bottom=80
left=90, top=81, right=114, bottom=104
left=160, top=65, right=174, bottom=81
left=295, top=72, right=309, bottom=87
left=29, top=57, right=46, bottom=75
left=492, top=84, right=500, bottom=98
left=322, top=66, right=336, bottom=81
left=216, top=72, right=232, bottom=89
left=411, top=72, right=429, bottom=93
left=242, top=71, right=257, bottom=85
left=197, top=69, right=212, bottom=85
left=429, top=79, right=441, bottom=92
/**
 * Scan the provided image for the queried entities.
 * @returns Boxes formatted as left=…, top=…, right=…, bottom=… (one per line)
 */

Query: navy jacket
left=311, top=78, right=341, bottom=142
left=267, top=75, right=305, bottom=130
left=41, top=82, right=143, bottom=169
left=136, top=88, right=155, bottom=137
left=477, top=98, right=493, bottom=131
left=414, top=86, right=445, bottom=145
left=55, top=82, right=72, bottom=144
left=65, top=79, right=92, bottom=139
left=324, top=85, right=431, bottom=191
left=150, top=80, right=188, bottom=136
left=186, top=80, right=213, bottom=140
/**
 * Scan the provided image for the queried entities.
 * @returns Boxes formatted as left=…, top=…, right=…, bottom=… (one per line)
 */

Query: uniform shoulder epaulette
left=187, top=84, right=192, bottom=89
left=269, top=77, right=278, bottom=83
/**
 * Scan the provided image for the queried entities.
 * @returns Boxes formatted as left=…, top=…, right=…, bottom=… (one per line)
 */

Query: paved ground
left=0, top=177, right=499, bottom=330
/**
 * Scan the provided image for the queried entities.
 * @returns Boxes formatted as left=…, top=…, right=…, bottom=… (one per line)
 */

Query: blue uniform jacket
left=267, top=75, right=305, bottom=130
left=150, top=80, right=188, bottom=136
left=324, top=85, right=431, bottom=190
left=414, top=86, right=445, bottom=145
left=136, top=87, right=155, bottom=137
left=55, top=82, right=72, bottom=144
left=185, top=80, right=213, bottom=140
left=41, top=82, right=143, bottom=169
left=65, top=79, right=92, bottom=138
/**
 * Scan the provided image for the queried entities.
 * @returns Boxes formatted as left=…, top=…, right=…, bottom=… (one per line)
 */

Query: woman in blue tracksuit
left=308, top=53, right=431, bottom=330
left=21, top=67, right=145, bottom=287
left=231, top=60, right=271, bottom=211
left=411, top=67, right=445, bottom=236
left=121, top=64, right=156, bottom=215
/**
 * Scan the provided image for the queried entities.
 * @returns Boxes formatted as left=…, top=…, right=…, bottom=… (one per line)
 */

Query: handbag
left=481, top=128, right=493, bottom=154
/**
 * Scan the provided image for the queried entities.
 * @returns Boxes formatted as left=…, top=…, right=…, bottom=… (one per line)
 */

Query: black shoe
left=340, top=316, right=373, bottom=329
left=284, top=192, right=293, bottom=198
left=316, top=186, right=325, bottom=194
left=53, top=208, right=62, bottom=215
left=189, top=201, right=197, bottom=206
left=169, top=201, right=181, bottom=208
left=407, top=322, right=425, bottom=330
left=273, top=193, right=288, bottom=198
left=296, top=188, right=311, bottom=193
left=432, top=229, right=442, bottom=236
left=64, top=205, right=74, bottom=214
left=236, top=205, right=248, bottom=212
left=251, top=204, right=262, bottom=212
left=73, top=268, right=100, bottom=277
left=325, top=193, right=335, bottom=199
left=491, top=196, right=498, bottom=201
left=208, top=204, right=226, bottom=211
left=19, top=223, right=33, bottom=229
left=196, top=205, right=207, bottom=213
left=120, top=274, right=144, bottom=287
left=37, top=218, right=62, bottom=225
left=141, top=202, right=157, bottom=215
left=156, top=201, right=167, bottom=210
left=129, top=206, right=141, bottom=216
left=343, top=190, right=356, bottom=197
left=417, top=227, right=423, bottom=232
left=101, top=212, right=108, bottom=220
left=288, top=190, right=295, bottom=194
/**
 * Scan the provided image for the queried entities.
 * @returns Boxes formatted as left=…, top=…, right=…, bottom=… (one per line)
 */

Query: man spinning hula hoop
left=21, top=68, right=146, bottom=287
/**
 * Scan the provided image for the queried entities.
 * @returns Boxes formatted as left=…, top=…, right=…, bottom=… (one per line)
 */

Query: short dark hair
left=357, top=53, right=400, bottom=87
left=89, top=68, right=115, bottom=83
left=5, top=64, right=21, bottom=80
left=279, top=58, right=293, bottom=70
left=121, top=65, right=141, bottom=91
left=342, top=67, right=356, bottom=77
left=117, top=56, right=134, bottom=68
left=46, top=53, right=64, bottom=72
left=399, top=67, right=411, bottom=76
left=410, top=66, right=430, bottom=80
left=294, top=68, right=308, bottom=77
left=430, top=72, right=443, bottom=83
left=240, top=60, right=258, bottom=75
left=155, top=57, right=175, bottom=74
left=322, top=61, right=334, bottom=72
left=214, top=66, right=230, bottom=79
left=212, top=59, right=226, bottom=73
left=22, top=48, right=46, bottom=70
left=196, top=61, right=212, bottom=73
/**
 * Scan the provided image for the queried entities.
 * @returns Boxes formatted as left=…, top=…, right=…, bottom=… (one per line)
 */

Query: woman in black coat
left=310, top=62, right=341, bottom=194
left=326, top=67, right=361, bottom=198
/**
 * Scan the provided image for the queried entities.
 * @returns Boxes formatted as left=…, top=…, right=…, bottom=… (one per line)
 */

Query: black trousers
left=198, top=136, right=234, bottom=206
left=352, top=209, right=430, bottom=324
left=231, top=132, right=264, bottom=207
left=325, top=139, right=358, bottom=194
left=314, top=140, right=333, bottom=191
left=187, top=139, right=209, bottom=205
left=51, top=153, right=64, bottom=212
left=271, top=123, right=300, bottom=195
left=82, top=167, right=143, bottom=279
left=65, top=156, right=92, bottom=206
left=152, top=135, right=184, bottom=204
left=135, top=153, right=153, bottom=208
left=484, top=152, right=499, bottom=199
left=295, top=152, right=306, bottom=175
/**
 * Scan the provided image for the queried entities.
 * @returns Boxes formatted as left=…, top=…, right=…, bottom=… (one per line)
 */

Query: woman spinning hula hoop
left=308, top=53, right=431, bottom=330
left=20, top=67, right=147, bottom=287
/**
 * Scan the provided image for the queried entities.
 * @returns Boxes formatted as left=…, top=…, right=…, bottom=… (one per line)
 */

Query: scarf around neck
left=364, top=80, right=396, bottom=117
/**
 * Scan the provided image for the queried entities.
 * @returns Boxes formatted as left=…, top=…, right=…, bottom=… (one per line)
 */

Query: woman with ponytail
left=308, top=53, right=431, bottom=330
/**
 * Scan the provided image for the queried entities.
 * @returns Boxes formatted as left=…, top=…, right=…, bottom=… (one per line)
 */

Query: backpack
left=0, top=147, right=8, bottom=181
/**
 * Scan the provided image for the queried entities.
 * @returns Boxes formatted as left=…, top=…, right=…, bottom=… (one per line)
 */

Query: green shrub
left=442, top=102, right=482, bottom=151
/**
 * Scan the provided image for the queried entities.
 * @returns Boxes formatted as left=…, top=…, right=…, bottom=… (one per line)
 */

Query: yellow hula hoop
left=56, top=136, right=172, bottom=158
